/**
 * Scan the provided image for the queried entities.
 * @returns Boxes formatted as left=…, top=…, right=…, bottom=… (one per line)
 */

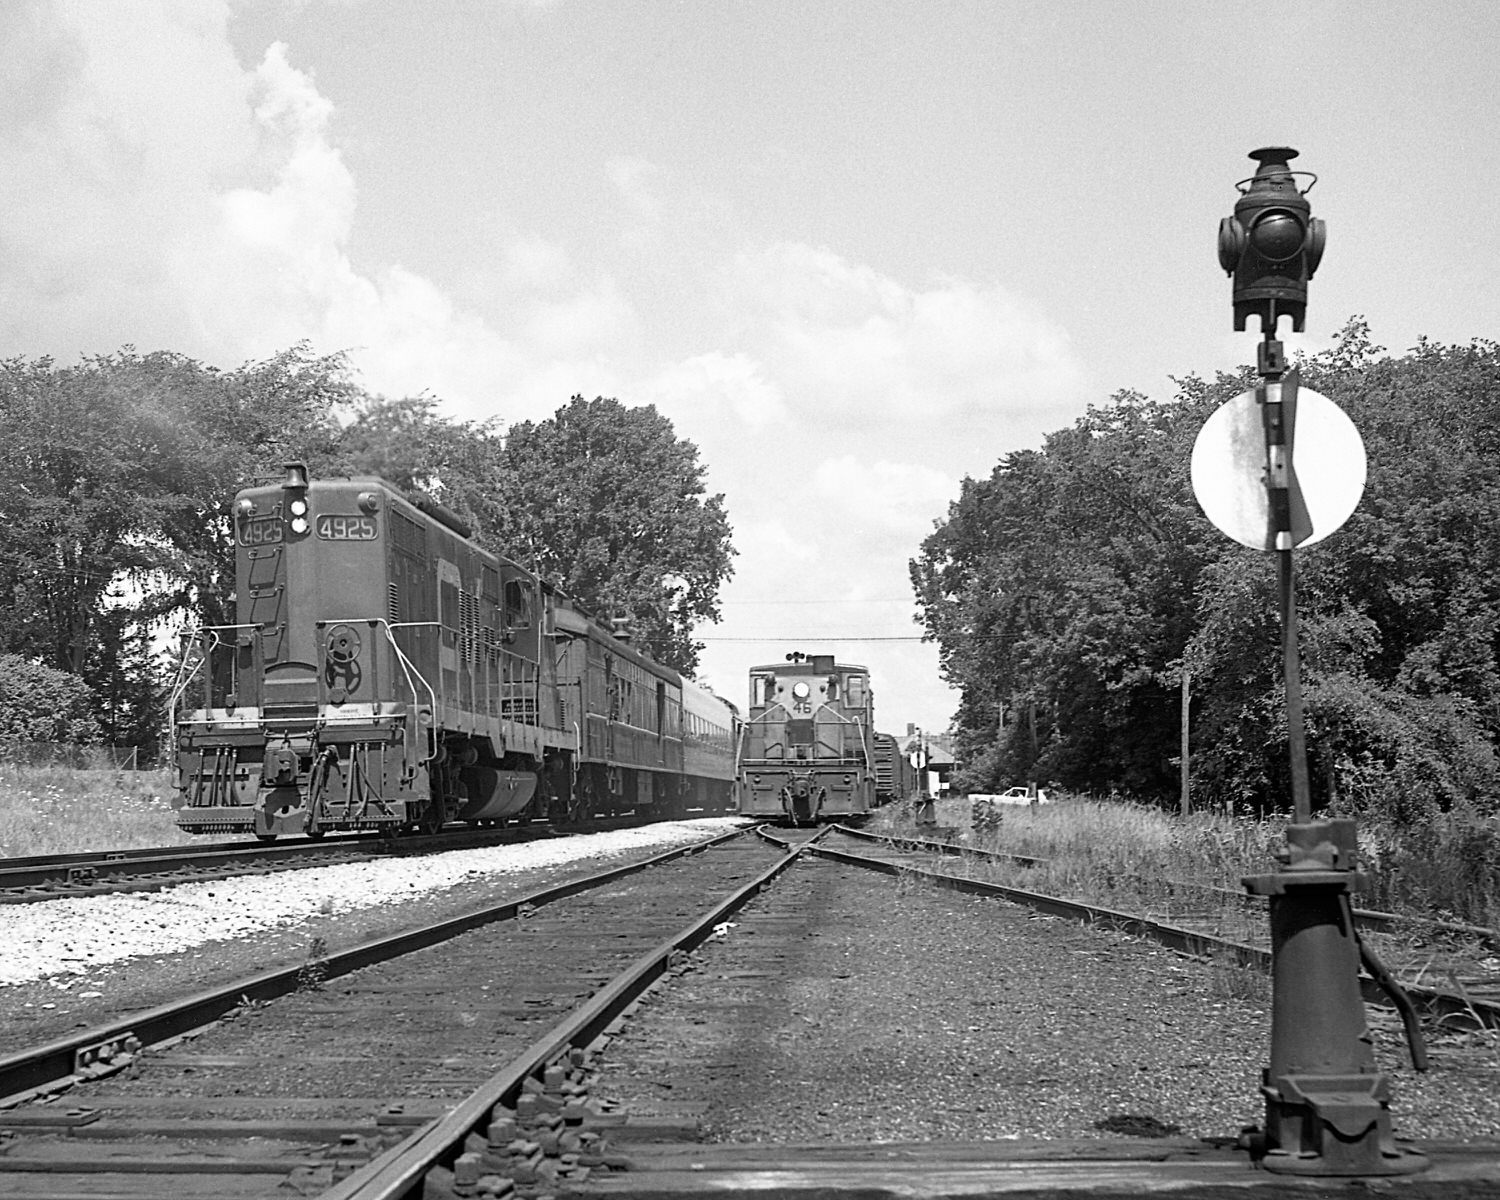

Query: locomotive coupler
left=781, top=774, right=824, bottom=824
left=1240, top=817, right=1425, bottom=1176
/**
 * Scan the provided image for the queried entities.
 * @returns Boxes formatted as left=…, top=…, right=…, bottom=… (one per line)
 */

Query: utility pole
left=1179, top=666, right=1190, bottom=816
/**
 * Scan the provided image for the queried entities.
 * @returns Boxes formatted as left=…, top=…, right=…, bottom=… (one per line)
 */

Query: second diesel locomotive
left=736, top=652, right=911, bottom=823
left=170, top=465, right=738, bottom=839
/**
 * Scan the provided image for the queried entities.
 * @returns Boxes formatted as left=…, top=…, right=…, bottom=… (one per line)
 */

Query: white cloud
left=640, top=351, right=789, bottom=431
left=724, top=242, right=1087, bottom=452
left=811, top=456, right=956, bottom=540
left=498, top=233, right=575, bottom=292
left=0, top=2, right=636, bottom=426
left=607, top=156, right=664, bottom=232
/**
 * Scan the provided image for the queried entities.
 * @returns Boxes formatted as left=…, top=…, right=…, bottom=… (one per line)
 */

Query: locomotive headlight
left=289, top=515, right=310, bottom=534
left=792, top=682, right=811, bottom=700
left=289, top=497, right=309, bottom=517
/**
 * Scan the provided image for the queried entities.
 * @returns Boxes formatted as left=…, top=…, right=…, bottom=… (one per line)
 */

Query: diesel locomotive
left=170, top=465, right=738, bottom=839
left=736, top=652, right=912, bottom=823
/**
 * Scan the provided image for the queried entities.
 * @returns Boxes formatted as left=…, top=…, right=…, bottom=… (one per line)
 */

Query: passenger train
left=170, top=465, right=739, bottom=839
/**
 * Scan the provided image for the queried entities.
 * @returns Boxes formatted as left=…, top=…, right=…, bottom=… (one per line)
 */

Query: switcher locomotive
left=170, top=465, right=738, bottom=839
left=737, top=653, right=911, bottom=824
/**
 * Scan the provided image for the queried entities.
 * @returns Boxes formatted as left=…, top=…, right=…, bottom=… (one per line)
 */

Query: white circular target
left=1191, top=381, right=1366, bottom=550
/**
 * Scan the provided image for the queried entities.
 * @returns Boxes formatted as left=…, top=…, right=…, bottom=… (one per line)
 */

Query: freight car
left=872, top=731, right=918, bottom=805
left=737, top=652, right=906, bottom=824
left=169, top=465, right=738, bottom=839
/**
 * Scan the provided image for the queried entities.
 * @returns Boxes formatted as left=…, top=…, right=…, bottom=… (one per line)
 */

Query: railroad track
left=0, top=824, right=809, bottom=1197
left=865, top=823, right=1500, bottom=949
left=0, top=817, right=659, bottom=904
left=828, top=824, right=1500, bottom=1032
left=4, top=823, right=1497, bottom=1197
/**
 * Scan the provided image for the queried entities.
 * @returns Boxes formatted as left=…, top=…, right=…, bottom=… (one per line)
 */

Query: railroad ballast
left=170, top=465, right=739, bottom=839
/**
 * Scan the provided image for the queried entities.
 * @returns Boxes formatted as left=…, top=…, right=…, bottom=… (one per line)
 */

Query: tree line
left=912, top=320, right=1500, bottom=827
left=0, top=347, right=733, bottom=756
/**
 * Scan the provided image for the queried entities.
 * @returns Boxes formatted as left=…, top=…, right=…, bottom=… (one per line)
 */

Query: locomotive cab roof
left=749, top=656, right=868, bottom=675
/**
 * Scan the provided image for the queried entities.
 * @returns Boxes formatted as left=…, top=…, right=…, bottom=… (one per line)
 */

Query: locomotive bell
left=1217, top=146, right=1325, bottom=333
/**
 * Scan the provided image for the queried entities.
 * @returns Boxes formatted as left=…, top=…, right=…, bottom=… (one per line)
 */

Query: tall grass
left=0, top=764, right=193, bottom=857
left=877, top=794, right=1498, bottom=931
left=1359, top=811, right=1500, bottom=930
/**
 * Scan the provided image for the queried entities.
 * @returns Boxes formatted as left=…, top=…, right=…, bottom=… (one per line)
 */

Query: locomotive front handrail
left=319, top=618, right=441, bottom=767
left=166, top=623, right=262, bottom=759
left=744, top=702, right=792, bottom=725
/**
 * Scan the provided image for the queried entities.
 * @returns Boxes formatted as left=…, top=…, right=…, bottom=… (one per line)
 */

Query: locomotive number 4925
left=316, top=514, right=379, bottom=540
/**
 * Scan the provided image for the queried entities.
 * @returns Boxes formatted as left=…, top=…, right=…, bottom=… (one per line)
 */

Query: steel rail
left=813, top=834, right=1500, bottom=1032
left=0, top=816, right=661, bottom=902
left=841, top=823, right=1500, bottom=951
left=321, top=827, right=829, bottom=1200
left=0, top=836, right=383, bottom=899
left=0, top=824, right=751, bottom=1105
left=833, top=821, right=1046, bottom=868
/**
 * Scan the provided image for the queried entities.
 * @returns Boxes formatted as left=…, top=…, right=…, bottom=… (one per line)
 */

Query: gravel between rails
left=593, top=856, right=1500, bottom=1144
left=0, top=818, right=752, bottom=1060
left=7, top=816, right=1496, bottom=1154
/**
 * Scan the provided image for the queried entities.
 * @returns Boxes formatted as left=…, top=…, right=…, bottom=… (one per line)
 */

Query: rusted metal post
left=1217, top=149, right=1424, bottom=1177
left=906, top=726, right=930, bottom=828
left=1240, top=346, right=1421, bottom=1175
left=1243, top=822, right=1423, bottom=1174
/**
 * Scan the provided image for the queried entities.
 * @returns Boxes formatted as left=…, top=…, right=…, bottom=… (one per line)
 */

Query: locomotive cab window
left=751, top=674, right=774, bottom=707
left=826, top=675, right=839, bottom=700
left=504, top=579, right=532, bottom=629
left=845, top=674, right=866, bottom=706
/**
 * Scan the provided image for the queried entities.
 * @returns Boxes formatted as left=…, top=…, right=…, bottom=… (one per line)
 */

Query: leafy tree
left=489, top=396, right=734, bottom=675
left=85, top=607, right=168, bottom=758
left=0, top=654, right=101, bottom=743
left=0, top=345, right=352, bottom=741
left=914, top=320, right=1500, bottom=821
left=334, top=394, right=503, bottom=517
left=913, top=384, right=1228, bottom=797
left=119, top=344, right=353, bottom=635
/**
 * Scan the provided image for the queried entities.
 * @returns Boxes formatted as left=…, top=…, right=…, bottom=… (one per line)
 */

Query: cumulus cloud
left=607, top=156, right=664, bottom=242
left=811, top=456, right=956, bottom=541
left=724, top=241, right=1087, bottom=461
left=641, top=351, right=789, bottom=431
left=0, top=1, right=634, bottom=426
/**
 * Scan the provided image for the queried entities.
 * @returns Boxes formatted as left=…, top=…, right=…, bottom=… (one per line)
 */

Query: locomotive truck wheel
left=417, top=801, right=444, bottom=836
left=252, top=809, right=278, bottom=842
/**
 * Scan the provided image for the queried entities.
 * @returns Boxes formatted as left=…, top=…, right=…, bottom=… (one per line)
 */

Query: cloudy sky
left=2, top=1, right=1496, bottom=736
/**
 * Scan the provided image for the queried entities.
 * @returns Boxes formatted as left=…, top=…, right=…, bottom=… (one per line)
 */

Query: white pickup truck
left=971, top=786, right=1050, bottom=806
